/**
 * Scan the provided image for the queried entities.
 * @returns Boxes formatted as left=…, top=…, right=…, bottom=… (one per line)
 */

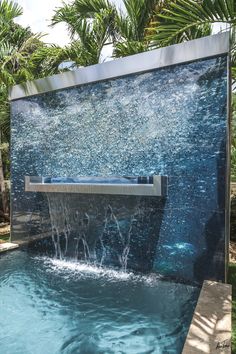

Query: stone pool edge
left=0, top=242, right=19, bottom=253
left=182, top=280, right=232, bottom=354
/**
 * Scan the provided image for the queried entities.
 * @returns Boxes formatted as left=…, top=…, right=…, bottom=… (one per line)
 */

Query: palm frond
left=52, top=0, right=117, bottom=64
left=0, top=68, right=15, bottom=86
left=6, top=24, right=33, bottom=49
left=13, top=67, right=34, bottom=84
left=52, top=2, right=78, bottom=38
left=116, top=13, right=134, bottom=40
left=65, top=40, right=97, bottom=66
left=0, top=41, right=14, bottom=59
left=112, top=0, right=159, bottom=57
left=0, top=0, right=22, bottom=22
left=18, top=32, right=45, bottom=53
left=0, top=91, right=10, bottom=140
left=113, top=40, right=149, bottom=57
left=74, top=0, right=114, bottom=17
left=30, top=45, right=69, bottom=78
left=148, top=0, right=235, bottom=46
left=121, top=0, right=160, bottom=41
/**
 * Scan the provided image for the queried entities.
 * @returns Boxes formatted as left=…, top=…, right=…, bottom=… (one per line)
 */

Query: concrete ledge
left=0, top=242, right=19, bottom=253
left=182, top=280, right=231, bottom=354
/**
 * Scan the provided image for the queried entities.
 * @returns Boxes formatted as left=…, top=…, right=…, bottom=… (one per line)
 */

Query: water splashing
left=45, top=193, right=162, bottom=273
left=46, top=193, right=137, bottom=271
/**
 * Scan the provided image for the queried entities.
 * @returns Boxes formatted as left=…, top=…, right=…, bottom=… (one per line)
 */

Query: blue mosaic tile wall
left=11, top=55, right=228, bottom=282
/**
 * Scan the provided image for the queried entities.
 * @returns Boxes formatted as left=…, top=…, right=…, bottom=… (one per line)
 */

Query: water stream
left=46, top=193, right=138, bottom=271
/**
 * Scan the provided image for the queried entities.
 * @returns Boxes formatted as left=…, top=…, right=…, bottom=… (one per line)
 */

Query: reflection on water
left=0, top=250, right=199, bottom=354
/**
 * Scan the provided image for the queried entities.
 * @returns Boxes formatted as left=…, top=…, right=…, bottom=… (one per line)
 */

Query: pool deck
left=182, top=280, right=231, bottom=354
left=0, top=242, right=19, bottom=253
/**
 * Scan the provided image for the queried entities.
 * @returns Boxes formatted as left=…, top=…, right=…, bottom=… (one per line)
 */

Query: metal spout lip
left=25, top=175, right=168, bottom=197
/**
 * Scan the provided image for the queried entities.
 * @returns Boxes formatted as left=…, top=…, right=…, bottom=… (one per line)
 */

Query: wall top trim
left=9, top=32, right=230, bottom=101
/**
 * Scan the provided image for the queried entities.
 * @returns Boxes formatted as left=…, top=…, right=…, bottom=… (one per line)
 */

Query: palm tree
left=29, top=44, right=70, bottom=78
left=148, top=0, right=235, bottom=47
left=113, top=0, right=161, bottom=57
left=0, top=1, right=60, bottom=219
left=51, top=0, right=117, bottom=65
left=0, top=0, right=29, bottom=219
left=51, top=0, right=163, bottom=60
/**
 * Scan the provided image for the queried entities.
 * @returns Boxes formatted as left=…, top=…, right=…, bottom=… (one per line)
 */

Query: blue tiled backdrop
left=11, top=55, right=228, bottom=282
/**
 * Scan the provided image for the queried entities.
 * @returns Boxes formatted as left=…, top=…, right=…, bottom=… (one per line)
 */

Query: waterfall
left=46, top=193, right=137, bottom=271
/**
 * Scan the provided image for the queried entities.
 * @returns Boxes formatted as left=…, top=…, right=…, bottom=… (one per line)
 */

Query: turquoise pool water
left=0, top=250, right=199, bottom=354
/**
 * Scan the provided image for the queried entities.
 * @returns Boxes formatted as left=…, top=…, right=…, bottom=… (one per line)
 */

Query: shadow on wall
left=194, top=139, right=227, bottom=282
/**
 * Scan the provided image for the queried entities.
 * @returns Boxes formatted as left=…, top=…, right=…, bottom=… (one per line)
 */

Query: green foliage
left=0, top=233, right=10, bottom=242
left=74, top=0, right=115, bottom=17
left=232, top=27, right=236, bottom=85
left=232, top=93, right=236, bottom=181
left=52, top=0, right=116, bottom=65
left=0, top=90, right=10, bottom=142
left=111, top=0, right=160, bottom=57
left=30, top=45, right=69, bottom=78
left=113, top=40, right=148, bottom=57
left=148, top=0, right=235, bottom=46
left=0, top=0, right=22, bottom=22
left=64, top=40, right=98, bottom=67
left=0, top=142, right=10, bottom=179
left=0, top=5, right=43, bottom=142
left=52, top=0, right=161, bottom=60
left=228, top=263, right=236, bottom=353
left=0, top=1, right=68, bottom=180
left=119, top=0, right=159, bottom=41
left=0, top=1, right=45, bottom=87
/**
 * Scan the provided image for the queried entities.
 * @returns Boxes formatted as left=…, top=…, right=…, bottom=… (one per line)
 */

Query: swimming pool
left=0, top=250, right=199, bottom=354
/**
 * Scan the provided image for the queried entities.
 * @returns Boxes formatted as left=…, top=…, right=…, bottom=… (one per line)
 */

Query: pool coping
left=182, top=280, right=232, bottom=354
left=0, top=242, right=19, bottom=253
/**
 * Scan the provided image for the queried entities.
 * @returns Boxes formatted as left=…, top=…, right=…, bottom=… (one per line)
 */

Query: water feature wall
left=10, top=33, right=230, bottom=283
